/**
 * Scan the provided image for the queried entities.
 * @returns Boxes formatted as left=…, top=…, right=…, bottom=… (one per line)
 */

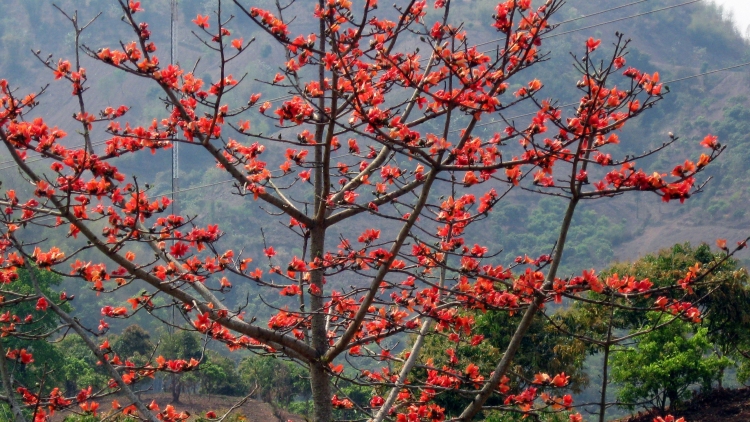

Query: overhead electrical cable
left=0, top=0, right=734, bottom=173
left=153, top=58, right=750, bottom=195
left=0, top=0, right=703, bottom=167
left=2, top=58, right=749, bottom=181
left=473, top=0, right=655, bottom=49
left=262, top=0, right=705, bottom=106
left=15, top=52, right=749, bottom=224
left=459, top=59, right=750, bottom=133
left=544, top=0, right=704, bottom=40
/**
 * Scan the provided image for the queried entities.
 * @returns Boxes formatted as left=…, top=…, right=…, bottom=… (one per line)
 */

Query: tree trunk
left=667, top=390, right=679, bottom=412
left=307, top=0, right=333, bottom=417
left=458, top=196, right=581, bottom=420
left=310, top=363, right=332, bottom=422
left=0, top=337, right=27, bottom=422
left=599, top=297, right=616, bottom=422
left=598, top=343, right=611, bottom=422
left=171, top=374, right=181, bottom=403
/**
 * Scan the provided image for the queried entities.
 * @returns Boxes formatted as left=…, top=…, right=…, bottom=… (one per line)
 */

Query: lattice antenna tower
left=170, top=0, right=179, bottom=222
left=169, top=0, right=180, bottom=335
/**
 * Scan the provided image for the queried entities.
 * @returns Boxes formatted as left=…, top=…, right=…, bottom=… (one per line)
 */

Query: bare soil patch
left=614, top=388, right=750, bottom=422
left=50, top=392, right=305, bottom=422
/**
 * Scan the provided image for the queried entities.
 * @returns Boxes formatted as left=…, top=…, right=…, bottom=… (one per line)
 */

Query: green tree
left=415, top=310, right=587, bottom=417
left=159, top=331, right=203, bottom=403
left=238, top=355, right=310, bottom=406
left=1, top=268, right=71, bottom=390
left=600, top=244, right=750, bottom=367
left=198, top=351, right=246, bottom=396
left=559, top=243, right=750, bottom=419
left=55, top=336, right=108, bottom=396
left=113, top=324, right=154, bottom=363
left=610, top=314, right=730, bottom=413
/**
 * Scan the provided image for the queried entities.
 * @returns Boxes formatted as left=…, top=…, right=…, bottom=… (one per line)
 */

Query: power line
left=554, top=0, right=653, bottom=26
left=2, top=58, right=748, bottom=175
left=667, top=61, right=750, bottom=83
left=0, top=0, right=731, bottom=173
left=264, top=0, right=704, bottom=106
left=544, top=0, right=703, bottom=40
left=473, top=0, right=655, bottom=49
left=118, top=55, right=750, bottom=197
left=462, top=59, right=750, bottom=133
left=0, top=0, right=701, bottom=165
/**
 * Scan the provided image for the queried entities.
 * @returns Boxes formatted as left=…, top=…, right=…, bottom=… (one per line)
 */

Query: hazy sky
left=712, top=0, right=750, bottom=37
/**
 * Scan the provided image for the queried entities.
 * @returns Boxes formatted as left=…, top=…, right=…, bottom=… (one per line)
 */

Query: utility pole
left=169, top=0, right=179, bottom=336
left=170, top=0, right=179, bottom=221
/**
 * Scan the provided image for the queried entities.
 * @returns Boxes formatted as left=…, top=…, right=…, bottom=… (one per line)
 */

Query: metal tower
left=170, top=0, right=179, bottom=219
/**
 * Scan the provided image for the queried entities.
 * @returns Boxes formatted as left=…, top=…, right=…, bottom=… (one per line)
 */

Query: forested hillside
left=1, top=0, right=749, bottom=420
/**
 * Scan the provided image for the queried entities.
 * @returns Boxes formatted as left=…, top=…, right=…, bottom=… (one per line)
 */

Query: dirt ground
left=50, top=392, right=306, bottom=422
left=615, top=388, right=750, bottom=422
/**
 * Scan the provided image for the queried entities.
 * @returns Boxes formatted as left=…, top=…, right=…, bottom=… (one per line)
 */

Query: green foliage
left=238, top=355, right=311, bottom=406
left=61, top=416, right=102, bottom=422
left=487, top=197, right=628, bottom=274
left=55, top=335, right=109, bottom=395
left=574, top=243, right=750, bottom=336
left=556, top=243, right=750, bottom=416
left=286, top=400, right=314, bottom=419
left=1, top=268, right=73, bottom=391
left=113, top=324, right=154, bottom=362
left=610, top=314, right=730, bottom=412
left=159, top=330, right=204, bottom=402
left=199, top=351, right=246, bottom=396
left=416, top=310, right=587, bottom=416
left=477, top=311, right=589, bottom=392
left=485, top=409, right=575, bottom=422
left=160, top=330, right=203, bottom=361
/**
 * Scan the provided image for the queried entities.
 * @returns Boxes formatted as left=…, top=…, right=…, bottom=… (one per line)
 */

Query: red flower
left=129, top=1, right=144, bottom=13
left=170, top=242, right=189, bottom=258
left=613, top=56, right=626, bottom=69
left=700, top=134, right=719, bottom=150
left=586, top=37, right=601, bottom=52
left=192, top=14, right=210, bottom=29
left=35, top=297, right=49, bottom=311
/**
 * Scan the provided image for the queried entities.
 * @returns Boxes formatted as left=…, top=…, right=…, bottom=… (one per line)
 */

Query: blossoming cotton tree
left=0, top=0, right=731, bottom=420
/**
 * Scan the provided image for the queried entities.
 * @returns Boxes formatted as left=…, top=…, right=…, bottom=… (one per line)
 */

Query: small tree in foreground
left=611, top=315, right=729, bottom=414
left=544, top=243, right=750, bottom=421
left=0, top=0, right=740, bottom=421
